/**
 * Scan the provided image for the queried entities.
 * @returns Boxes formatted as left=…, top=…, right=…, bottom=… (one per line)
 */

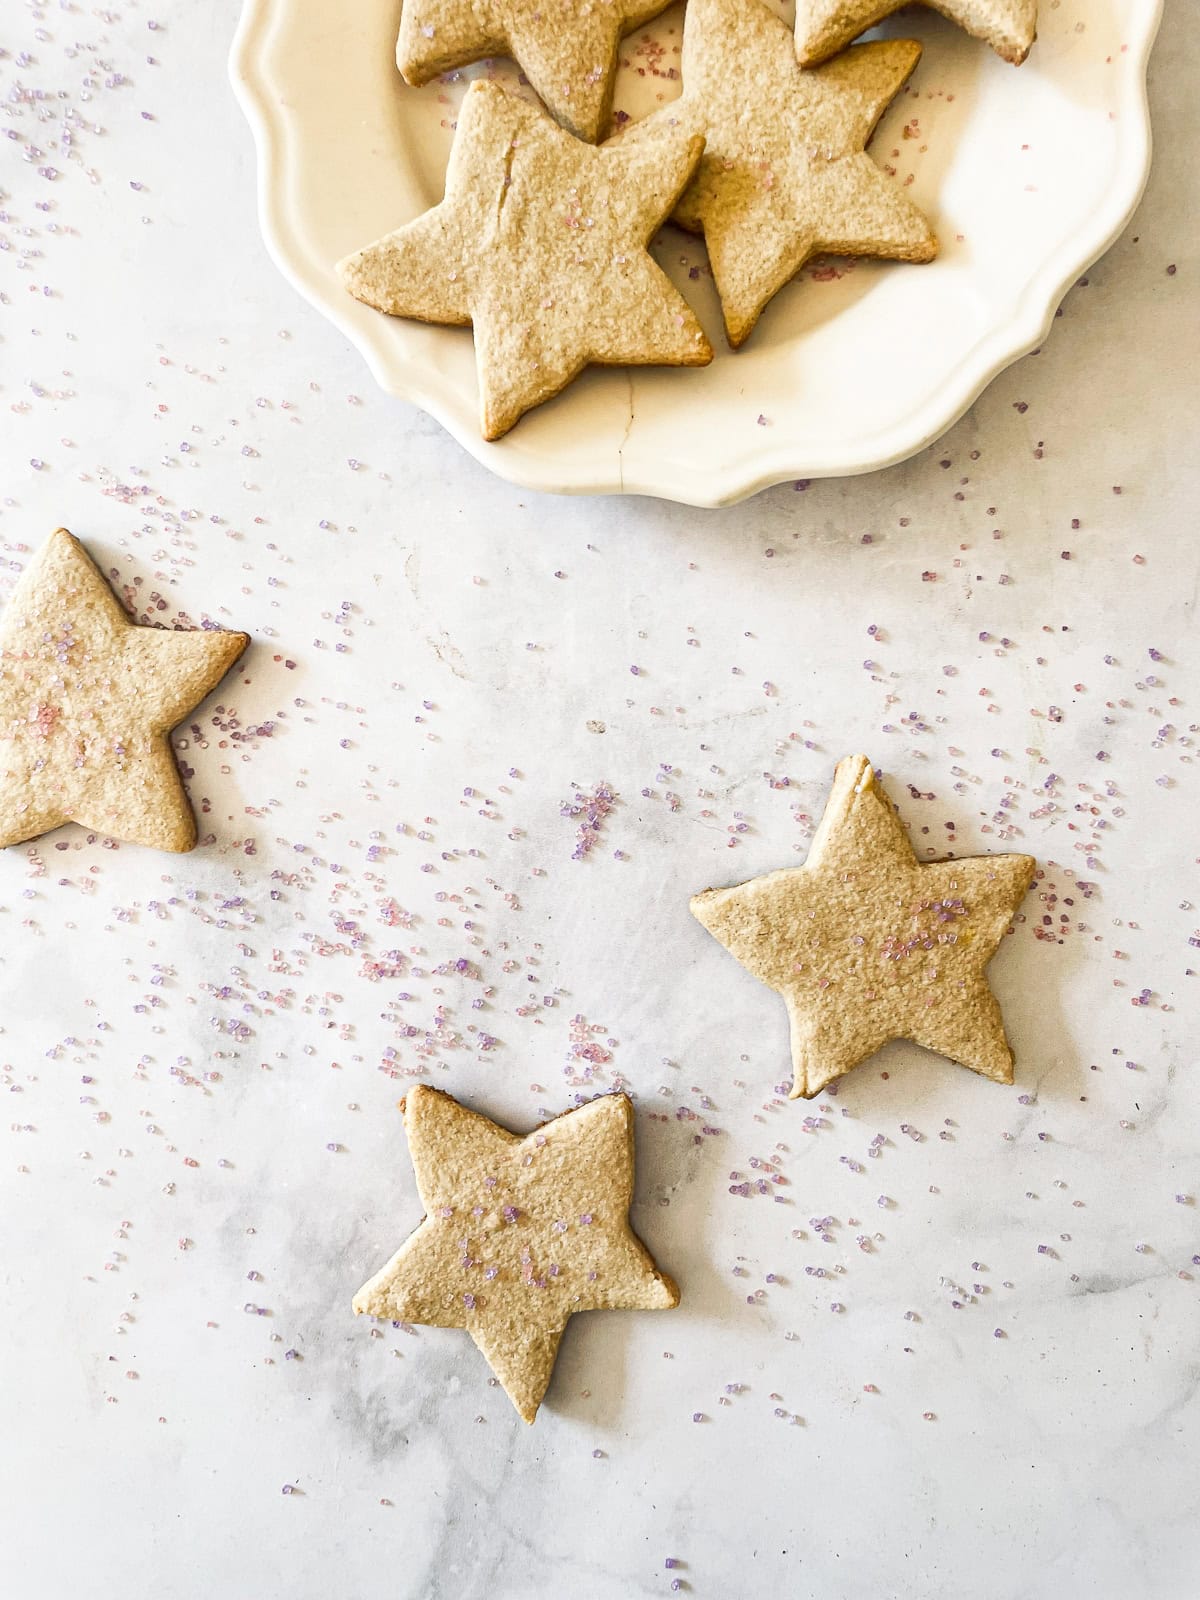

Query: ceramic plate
left=230, top=0, right=1162, bottom=505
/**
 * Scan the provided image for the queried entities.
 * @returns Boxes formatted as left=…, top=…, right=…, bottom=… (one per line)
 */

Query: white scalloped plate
left=230, top=0, right=1161, bottom=505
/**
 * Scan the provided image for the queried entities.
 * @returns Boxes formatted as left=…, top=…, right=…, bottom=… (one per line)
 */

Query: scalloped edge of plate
left=229, top=0, right=1163, bottom=507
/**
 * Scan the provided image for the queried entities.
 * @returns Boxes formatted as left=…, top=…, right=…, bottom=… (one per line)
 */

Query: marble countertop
left=1, top=4, right=1196, bottom=1597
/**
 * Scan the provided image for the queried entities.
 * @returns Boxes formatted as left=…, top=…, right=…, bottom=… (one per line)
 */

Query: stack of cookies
left=339, top=0, right=1039, bottom=438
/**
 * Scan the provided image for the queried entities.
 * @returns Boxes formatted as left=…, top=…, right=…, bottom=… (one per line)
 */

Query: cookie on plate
left=339, top=81, right=712, bottom=440
left=795, top=0, right=1037, bottom=69
left=674, top=0, right=937, bottom=348
left=396, top=0, right=673, bottom=144
left=691, top=755, right=1035, bottom=1098
left=353, top=1086, right=678, bottom=1423
left=0, top=529, right=248, bottom=853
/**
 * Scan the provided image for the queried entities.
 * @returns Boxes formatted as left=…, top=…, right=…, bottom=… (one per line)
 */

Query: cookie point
left=1003, top=34, right=1035, bottom=65
left=689, top=888, right=721, bottom=926
left=840, top=753, right=874, bottom=793
left=215, top=629, right=251, bottom=670
left=335, top=252, right=367, bottom=292
left=46, top=526, right=84, bottom=563
left=159, top=811, right=199, bottom=854
left=600, top=1089, right=634, bottom=1127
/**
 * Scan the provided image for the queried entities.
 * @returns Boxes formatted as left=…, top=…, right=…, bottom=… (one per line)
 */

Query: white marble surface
left=1, top=4, right=1197, bottom=1597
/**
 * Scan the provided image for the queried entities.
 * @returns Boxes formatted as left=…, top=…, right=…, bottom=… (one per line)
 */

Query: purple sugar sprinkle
left=562, top=781, right=617, bottom=860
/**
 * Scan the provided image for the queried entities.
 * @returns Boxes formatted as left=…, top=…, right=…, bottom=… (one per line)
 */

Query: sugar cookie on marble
left=691, top=755, right=1035, bottom=1098
left=353, top=1085, right=678, bottom=1423
left=0, top=529, right=248, bottom=853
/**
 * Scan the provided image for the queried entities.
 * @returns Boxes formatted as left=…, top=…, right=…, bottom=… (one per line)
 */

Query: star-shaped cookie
left=795, top=0, right=1037, bottom=69
left=339, top=81, right=712, bottom=439
left=691, top=755, right=1035, bottom=1098
left=397, top=0, right=672, bottom=143
left=0, top=529, right=248, bottom=852
left=674, top=0, right=937, bottom=348
left=353, top=1086, right=678, bottom=1423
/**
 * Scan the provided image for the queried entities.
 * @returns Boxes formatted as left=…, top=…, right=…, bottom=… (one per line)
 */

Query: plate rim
left=229, top=0, right=1164, bottom=507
